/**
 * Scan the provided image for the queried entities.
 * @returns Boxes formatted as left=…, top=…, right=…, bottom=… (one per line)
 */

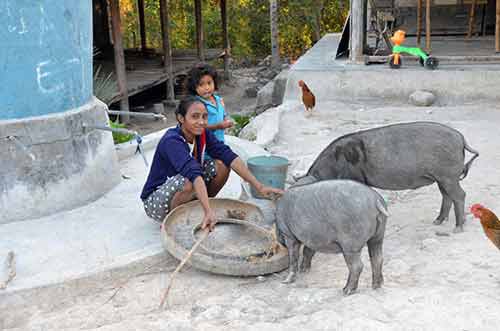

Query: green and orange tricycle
left=388, top=30, right=439, bottom=70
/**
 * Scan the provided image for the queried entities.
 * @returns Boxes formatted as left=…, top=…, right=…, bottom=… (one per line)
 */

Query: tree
left=270, top=0, right=280, bottom=68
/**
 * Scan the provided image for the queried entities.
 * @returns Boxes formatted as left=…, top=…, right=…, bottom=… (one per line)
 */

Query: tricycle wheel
left=424, top=56, right=439, bottom=70
left=389, top=56, right=402, bottom=69
left=419, top=52, right=429, bottom=66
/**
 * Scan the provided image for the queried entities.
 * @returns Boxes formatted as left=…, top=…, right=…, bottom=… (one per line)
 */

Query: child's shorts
left=142, top=159, right=217, bottom=223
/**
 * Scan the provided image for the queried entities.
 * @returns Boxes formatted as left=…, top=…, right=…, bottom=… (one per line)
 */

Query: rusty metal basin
left=161, top=198, right=289, bottom=276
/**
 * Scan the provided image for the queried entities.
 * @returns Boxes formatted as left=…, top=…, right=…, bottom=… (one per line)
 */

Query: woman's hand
left=257, top=185, right=284, bottom=200
left=201, top=208, right=217, bottom=232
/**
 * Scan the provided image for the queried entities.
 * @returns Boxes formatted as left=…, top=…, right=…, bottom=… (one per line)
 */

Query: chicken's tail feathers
left=460, top=140, right=479, bottom=180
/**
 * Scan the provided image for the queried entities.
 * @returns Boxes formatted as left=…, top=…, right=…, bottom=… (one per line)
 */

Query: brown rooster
left=298, top=80, right=315, bottom=113
left=470, top=204, right=500, bottom=250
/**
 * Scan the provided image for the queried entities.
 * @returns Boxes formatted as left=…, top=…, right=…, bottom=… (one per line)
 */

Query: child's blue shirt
left=197, top=94, right=225, bottom=142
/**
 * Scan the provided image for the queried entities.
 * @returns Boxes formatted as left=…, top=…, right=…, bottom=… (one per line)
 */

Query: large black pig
left=296, top=121, right=479, bottom=232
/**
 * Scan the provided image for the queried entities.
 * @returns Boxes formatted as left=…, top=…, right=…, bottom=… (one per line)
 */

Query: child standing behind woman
left=186, top=63, right=233, bottom=143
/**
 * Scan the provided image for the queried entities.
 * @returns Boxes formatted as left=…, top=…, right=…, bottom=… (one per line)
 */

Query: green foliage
left=119, top=0, right=348, bottom=60
left=93, top=65, right=117, bottom=105
left=228, top=113, right=253, bottom=136
left=109, top=120, right=134, bottom=144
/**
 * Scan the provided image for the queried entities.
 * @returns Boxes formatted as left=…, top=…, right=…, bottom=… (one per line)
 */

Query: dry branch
left=0, top=251, right=16, bottom=290
left=159, top=228, right=210, bottom=309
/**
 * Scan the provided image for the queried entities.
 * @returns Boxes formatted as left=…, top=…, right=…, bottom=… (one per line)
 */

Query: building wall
left=0, top=2, right=93, bottom=120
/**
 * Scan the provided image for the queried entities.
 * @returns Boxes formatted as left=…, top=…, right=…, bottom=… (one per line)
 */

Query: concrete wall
left=0, top=1, right=92, bottom=120
left=0, top=98, right=121, bottom=224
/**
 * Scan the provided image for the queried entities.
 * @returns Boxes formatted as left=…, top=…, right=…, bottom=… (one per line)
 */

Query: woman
left=141, top=96, right=283, bottom=231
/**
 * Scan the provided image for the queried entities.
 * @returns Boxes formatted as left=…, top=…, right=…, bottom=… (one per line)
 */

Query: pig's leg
left=441, top=180, right=466, bottom=233
left=299, top=246, right=316, bottom=273
left=433, top=184, right=452, bottom=225
left=342, top=250, right=363, bottom=295
left=282, top=236, right=300, bottom=284
left=367, top=238, right=384, bottom=289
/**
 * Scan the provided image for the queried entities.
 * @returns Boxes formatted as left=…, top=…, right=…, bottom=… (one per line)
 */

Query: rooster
left=298, top=80, right=315, bottom=114
left=470, top=204, right=500, bottom=250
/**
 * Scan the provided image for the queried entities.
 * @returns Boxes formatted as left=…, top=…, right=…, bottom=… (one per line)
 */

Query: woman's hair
left=175, top=96, right=203, bottom=122
left=185, top=63, right=218, bottom=95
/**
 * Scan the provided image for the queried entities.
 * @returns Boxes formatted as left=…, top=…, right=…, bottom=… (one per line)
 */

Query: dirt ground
left=7, top=97, right=500, bottom=331
left=126, top=68, right=260, bottom=135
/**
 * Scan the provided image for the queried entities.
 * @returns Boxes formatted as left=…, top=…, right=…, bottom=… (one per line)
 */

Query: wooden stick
left=467, top=0, right=477, bottom=39
left=426, top=0, right=431, bottom=52
left=417, top=0, right=422, bottom=45
left=0, top=251, right=16, bottom=290
left=159, top=228, right=210, bottom=309
left=496, top=0, right=500, bottom=52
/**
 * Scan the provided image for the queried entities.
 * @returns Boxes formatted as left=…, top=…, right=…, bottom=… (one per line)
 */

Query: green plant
left=229, top=113, right=253, bottom=136
left=93, top=65, right=117, bottom=105
left=109, top=120, right=134, bottom=144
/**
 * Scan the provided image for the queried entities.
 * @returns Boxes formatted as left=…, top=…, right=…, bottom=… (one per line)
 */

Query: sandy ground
left=6, top=99, right=500, bottom=331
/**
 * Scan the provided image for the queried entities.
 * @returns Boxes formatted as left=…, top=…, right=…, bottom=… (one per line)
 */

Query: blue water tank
left=0, top=1, right=92, bottom=120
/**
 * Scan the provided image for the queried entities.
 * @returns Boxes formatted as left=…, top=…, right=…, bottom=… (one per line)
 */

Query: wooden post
left=159, top=0, right=175, bottom=102
left=350, top=0, right=364, bottom=62
left=195, top=0, right=205, bottom=61
left=138, top=0, right=147, bottom=50
left=496, top=0, right=500, bottom=52
left=220, top=0, right=231, bottom=80
left=270, top=0, right=280, bottom=69
left=417, top=0, right=422, bottom=45
left=467, top=0, right=477, bottom=39
left=109, top=0, right=130, bottom=122
left=425, top=0, right=431, bottom=52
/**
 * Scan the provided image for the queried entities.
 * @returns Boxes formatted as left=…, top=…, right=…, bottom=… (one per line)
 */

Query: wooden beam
left=159, top=0, right=175, bottom=102
left=270, top=0, right=280, bottom=68
left=425, top=0, right=431, bottom=52
left=195, top=0, right=205, bottom=61
left=220, top=0, right=231, bottom=80
left=138, top=0, right=147, bottom=50
left=496, top=0, right=500, bottom=52
left=109, top=0, right=130, bottom=122
left=350, top=0, right=364, bottom=62
left=417, top=0, right=422, bottom=45
left=467, top=0, right=477, bottom=39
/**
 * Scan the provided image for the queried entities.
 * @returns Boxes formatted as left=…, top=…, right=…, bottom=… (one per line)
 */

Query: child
left=186, top=63, right=233, bottom=143
left=140, top=96, right=283, bottom=230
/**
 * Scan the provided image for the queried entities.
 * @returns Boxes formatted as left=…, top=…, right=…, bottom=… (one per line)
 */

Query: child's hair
left=185, top=63, right=218, bottom=95
left=175, top=96, right=203, bottom=122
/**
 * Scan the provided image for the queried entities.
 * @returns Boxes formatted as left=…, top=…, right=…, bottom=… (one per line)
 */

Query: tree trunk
left=311, top=0, right=323, bottom=43
left=159, top=0, right=175, bottom=102
left=270, top=0, right=280, bottom=69
left=109, top=0, right=130, bottom=122
left=195, top=0, right=205, bottom=61
left=220, top=0, right=231, bottom=80
left=138, top=0, right=147, bottom=50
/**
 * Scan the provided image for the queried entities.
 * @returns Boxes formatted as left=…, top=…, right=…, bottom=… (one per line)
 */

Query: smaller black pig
left=276, top=179, right=388, bottom=295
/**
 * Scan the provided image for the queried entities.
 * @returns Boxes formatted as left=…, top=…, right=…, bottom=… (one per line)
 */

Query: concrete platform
left=0, top=131, right=272, bottom=295
left=287, top=34, right=500, bottom=105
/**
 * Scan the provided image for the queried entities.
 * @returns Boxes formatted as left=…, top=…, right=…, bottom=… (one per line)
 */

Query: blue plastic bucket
left=247, top=155, right=289, bottom=199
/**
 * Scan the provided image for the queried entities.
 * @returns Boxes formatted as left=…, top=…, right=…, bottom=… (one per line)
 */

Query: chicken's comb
left=470, top=203, right=483, bottom=212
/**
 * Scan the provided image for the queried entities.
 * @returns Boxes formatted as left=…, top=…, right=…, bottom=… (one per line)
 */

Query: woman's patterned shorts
left=142, top=159, right=217, bottom=223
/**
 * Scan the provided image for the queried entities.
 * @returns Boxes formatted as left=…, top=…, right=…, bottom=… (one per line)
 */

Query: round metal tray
left=161, top=198, right=289, bottom=276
